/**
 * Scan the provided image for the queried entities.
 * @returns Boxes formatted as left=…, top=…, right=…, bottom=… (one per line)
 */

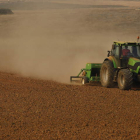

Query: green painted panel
left=85, top=63, right=102, bottom=80
left=128, top=58, right=140, bottom=73
left=85, top=63, right=102, bottom=69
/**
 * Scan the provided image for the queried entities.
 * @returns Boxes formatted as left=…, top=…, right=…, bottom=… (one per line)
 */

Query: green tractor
left=100, top=40, right=140, bottom=90
left=70, top=38, right=140, bottom=90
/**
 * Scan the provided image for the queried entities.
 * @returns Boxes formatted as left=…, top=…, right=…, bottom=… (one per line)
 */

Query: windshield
left=122, top=45, right=140, bottom=58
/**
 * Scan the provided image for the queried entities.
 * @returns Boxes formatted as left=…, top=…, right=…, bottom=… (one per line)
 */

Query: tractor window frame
left=136, top=45, right=140, bottom=57
left=121, top=45, right=140, bottom=58
left=111, top=45, right=119, bottom=58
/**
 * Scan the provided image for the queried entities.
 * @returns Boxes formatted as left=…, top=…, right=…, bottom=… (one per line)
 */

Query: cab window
left=112, top=45, right=119, bottom=58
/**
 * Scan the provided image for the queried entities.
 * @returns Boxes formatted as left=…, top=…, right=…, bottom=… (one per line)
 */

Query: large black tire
left=118, top=69, right=133, bottom=90
left=81, top=77, right=89, bottom=85
left=100, top=60, right=115, bottom=88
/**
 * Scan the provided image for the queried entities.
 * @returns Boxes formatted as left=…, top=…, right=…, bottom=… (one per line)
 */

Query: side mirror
left=107, top=51, right=110, bottom=57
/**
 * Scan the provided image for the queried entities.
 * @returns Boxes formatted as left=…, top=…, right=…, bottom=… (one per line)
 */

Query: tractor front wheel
left=118, top=69, right=133, bottom=90
left=100, top=60, right=115, bottom=88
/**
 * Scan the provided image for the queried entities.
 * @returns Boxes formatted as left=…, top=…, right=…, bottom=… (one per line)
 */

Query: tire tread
left=118, top=69, right=133, bottom=90
left=100, top=60, right=115, bottom=88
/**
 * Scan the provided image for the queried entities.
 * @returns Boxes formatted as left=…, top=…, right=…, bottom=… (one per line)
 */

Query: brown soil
left=1, top=72, right=140, bottom=140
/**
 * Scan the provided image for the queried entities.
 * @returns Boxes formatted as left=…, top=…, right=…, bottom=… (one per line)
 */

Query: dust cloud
left=0, top=1, right=139, bottom=83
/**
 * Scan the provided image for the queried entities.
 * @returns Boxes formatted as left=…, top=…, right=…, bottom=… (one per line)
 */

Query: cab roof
left=114, top=41, right=139, bottom=46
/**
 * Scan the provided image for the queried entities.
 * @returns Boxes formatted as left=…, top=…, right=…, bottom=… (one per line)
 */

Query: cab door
left=111, top=45, right=120, bottom=67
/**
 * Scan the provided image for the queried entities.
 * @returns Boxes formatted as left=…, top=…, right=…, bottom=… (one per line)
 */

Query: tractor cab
left=110, top=42, right=140, bottom=68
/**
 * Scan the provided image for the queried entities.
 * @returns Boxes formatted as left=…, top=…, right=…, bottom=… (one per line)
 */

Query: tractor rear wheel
left=100, top=60, right=115, bottom=88
left=82, top=77, right=89, bottom=85
left=118, top=69, right=133, bottom=90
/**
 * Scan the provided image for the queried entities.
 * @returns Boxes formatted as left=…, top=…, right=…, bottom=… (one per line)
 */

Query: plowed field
left=1, top=72, right=140, bottom=140
left=0, top=0, right=140, bottom=139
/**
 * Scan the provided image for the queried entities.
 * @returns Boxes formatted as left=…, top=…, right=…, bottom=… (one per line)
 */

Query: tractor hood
left=128, top=57, right=140, bottom=74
